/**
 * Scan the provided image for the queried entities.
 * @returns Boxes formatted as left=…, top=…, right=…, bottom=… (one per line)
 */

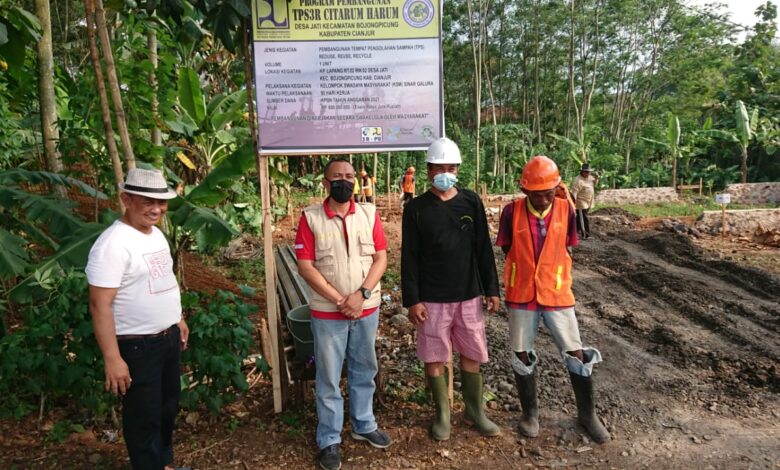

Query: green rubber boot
left=427, top=374, right=451, bottom=441
left=461, top=371, right=501, bottom=437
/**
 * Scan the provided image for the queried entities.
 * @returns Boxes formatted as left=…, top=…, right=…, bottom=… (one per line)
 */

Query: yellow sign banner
left=252, top=0, right=439, bottom=41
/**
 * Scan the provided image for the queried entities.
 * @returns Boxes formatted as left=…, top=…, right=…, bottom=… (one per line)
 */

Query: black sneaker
left=351, top=428, right=392, bottom=449
left=319, top=444, right=341, bottom=470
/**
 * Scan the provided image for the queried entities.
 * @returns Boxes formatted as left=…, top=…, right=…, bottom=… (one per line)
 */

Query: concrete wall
left=723, top=182, right=780, bottom=205
left=595, top=187, right=679, bottom=205
left=695, top=208, right=780, bottom=236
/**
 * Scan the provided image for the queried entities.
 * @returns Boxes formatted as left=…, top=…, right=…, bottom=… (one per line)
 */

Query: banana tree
left=548, top=130, right=591, bottom=167
left=641, top=114, right=682, bottom=189
left=0, top=170, right=110, bottom=304
left=699, top=101, right=758, bottom=184
left=1, top=145, right=255, bottom=303
left=167, top=66, right=247, bottom=174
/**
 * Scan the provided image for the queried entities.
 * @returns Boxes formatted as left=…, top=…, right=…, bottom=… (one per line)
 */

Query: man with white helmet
left=401, top=137, right=501, bottom=441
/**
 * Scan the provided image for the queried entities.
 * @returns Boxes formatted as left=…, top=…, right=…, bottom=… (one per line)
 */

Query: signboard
left=251, top=0, right=443, bottom=155
left=715, top=193, right=731, bottom=204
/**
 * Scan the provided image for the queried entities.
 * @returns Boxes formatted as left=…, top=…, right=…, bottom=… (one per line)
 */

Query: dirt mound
left=630, top=231, right=780, bottom=299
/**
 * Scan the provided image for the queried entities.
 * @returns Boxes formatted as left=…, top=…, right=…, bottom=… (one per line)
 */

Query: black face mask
left=328, top=178, right=354, bottom=203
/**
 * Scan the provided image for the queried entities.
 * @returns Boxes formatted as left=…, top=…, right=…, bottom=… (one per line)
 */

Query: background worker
left=400, top=166, right=415, bottom=208
left=361, top=170, right=376, bottom=203
left=353, top=172, right=362, bottom=202
left=496, top=156, right=610, bottom=444
left=402, top=137, right=501, bottom=441
left=569, top=163, right=599, bottom=239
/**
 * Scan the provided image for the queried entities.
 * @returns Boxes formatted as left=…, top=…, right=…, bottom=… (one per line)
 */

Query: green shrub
left=180, top=290, right=256, bottom=414
left=0, top=272, right=112, bottom=419
left=0, top=276, right=255, bottom=419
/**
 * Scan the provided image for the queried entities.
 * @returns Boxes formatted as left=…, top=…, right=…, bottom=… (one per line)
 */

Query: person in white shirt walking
left=87, top=168, right=189, bottom=470
left=570, top=163, right=599, bottom=239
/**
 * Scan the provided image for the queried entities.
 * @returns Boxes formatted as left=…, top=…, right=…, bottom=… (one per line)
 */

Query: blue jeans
left=311, top=310, right=379, bottom=450
left=118, top=325, right=181, bottom=469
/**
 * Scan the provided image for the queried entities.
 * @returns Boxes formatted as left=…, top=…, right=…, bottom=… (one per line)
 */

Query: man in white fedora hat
left=87, top=168, right=190, bottom=470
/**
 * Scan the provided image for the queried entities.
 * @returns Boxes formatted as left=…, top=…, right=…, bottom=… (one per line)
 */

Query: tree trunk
left=85, top=0, right=123, bottom=207
left=483, top=53, right=499, bottom=187
left=149, top=27, right=162, bottom=154
left=466, top=0, right=483, bottom=191
left=568, top=0, right=581, bottom=142
left=95, top=0, right=135, bottom=169
left=34, top=0, right=65, bottom=197
left=740, top=146, right=748, bottom=183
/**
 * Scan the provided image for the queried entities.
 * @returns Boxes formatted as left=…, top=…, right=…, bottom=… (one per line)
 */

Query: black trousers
left=118, top=326, right=181, bottom=470
left=576, top=208, right=590, bottom=237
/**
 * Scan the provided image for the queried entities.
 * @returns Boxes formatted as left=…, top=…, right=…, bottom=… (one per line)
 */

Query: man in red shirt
left=496, top=156, right=610, bottom=444
left=295, top=159, right=391, bottom=470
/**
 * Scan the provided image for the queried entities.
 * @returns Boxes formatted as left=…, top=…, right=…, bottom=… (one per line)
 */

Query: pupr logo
left=256, top=0, right=289, bottom=29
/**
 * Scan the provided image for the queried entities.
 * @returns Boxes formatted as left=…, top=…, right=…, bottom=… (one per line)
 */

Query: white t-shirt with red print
left=86, top=220, right=182, bottom=335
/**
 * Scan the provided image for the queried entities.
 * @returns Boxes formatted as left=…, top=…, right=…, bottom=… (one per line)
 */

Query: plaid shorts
left=416, top=296, right=489, bottom=364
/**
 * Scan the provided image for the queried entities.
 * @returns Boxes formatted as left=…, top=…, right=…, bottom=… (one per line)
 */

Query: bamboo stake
left=94, top=0, right=135, bottom=169
left=85, top=0, right=123, bottom=210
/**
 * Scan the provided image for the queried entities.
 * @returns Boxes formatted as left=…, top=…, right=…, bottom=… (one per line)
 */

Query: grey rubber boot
left=461, top=371, right=501, bottom=436
left=427, top=374, right=451, bottom=441
left=514, top=372, right=539, bottom=437
left=569, top=372, right=610, bottom=443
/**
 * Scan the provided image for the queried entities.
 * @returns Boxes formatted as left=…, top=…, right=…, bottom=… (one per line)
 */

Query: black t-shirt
left=401, top=188, right=499, bottom=306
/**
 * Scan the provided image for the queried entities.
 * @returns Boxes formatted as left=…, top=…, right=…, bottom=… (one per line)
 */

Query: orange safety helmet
left=407, top=166, right=415, bottom=173
left=520, top=156, right=561, bottom=191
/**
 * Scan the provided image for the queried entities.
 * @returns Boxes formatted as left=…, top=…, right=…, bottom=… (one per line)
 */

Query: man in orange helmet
left=400, top=166, right=415, bottom=208
left=361, top=170, right=376, bottom=203
left=496, top=156, right=610, bottom=444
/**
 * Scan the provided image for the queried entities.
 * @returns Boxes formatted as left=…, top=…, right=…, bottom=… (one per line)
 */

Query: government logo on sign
left=256, top=0, right=289, bottom=29
left=362, top=127, right=383, bottom=143
left=403, top=0, right=434, bottom=28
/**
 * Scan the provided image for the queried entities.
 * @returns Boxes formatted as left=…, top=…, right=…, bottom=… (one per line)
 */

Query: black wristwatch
left=359, top=287, right=372, bottom=300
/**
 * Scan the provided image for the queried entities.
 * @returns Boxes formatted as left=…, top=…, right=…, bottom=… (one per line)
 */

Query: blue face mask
left=432, top=172, right=458, bottom=191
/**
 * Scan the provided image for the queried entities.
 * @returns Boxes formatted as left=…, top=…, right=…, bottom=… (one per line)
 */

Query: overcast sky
left=688, top=0, right=778, bottom=34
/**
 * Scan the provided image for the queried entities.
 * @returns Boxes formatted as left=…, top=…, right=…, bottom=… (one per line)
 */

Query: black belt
left=117, top=324, right=177, bottom=341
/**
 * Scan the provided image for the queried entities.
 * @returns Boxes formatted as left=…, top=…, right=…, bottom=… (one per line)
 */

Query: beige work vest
left=303, top=202, right=382, bottom=312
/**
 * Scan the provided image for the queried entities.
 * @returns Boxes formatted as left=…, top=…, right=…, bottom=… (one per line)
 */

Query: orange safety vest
left=504, top=198, right=575, bottom=307
left=402, top=173, right=415, bottom=193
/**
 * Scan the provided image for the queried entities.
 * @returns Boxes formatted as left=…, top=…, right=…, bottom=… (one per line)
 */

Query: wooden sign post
left=715, top=193, right=731, bottom=238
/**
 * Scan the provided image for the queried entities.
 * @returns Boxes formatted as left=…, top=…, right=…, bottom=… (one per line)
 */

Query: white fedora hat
left=118, top=168, right=178, bottom=199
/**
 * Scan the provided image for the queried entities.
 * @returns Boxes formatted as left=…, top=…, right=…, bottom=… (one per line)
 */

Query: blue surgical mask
left=432, top=172, right=458, bottom=191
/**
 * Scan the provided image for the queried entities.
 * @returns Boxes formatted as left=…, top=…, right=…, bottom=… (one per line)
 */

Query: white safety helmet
left=426, top=137, right=462, bottom=165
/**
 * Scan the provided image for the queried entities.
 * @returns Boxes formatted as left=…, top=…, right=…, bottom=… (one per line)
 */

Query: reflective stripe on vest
left=503, top=198, right=575, bottom=306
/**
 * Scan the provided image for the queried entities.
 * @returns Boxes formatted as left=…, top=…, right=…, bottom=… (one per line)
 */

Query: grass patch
left=596, top=199, right=779, bottom=219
